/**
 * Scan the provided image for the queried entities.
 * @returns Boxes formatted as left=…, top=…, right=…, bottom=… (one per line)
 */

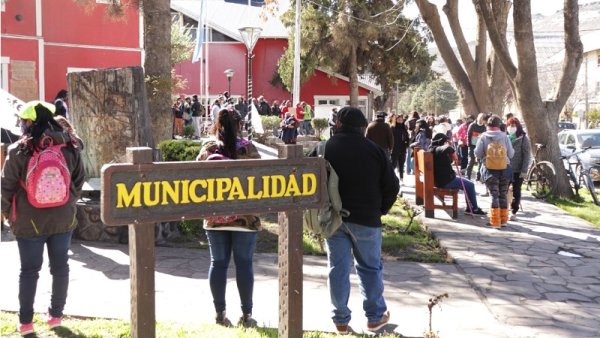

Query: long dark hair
left=211, top=109, right=238, bottom=159
left=19, top=103, right=64, bottom=153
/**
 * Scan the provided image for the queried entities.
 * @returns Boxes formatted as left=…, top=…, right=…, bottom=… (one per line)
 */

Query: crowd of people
left=171, top=93, right=317, bottom=140
left=365, top=109, right=530, bottom=228
left=2, top=94, right=528, bottom=335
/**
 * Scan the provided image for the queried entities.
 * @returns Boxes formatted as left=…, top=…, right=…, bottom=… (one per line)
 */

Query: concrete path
left=400, top=174, right=600, bottom=338
left=1, top=172, right=598, bottom=337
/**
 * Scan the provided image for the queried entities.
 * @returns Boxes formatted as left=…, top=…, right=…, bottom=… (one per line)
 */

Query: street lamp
left=238, top=26, right=262, bottom=101
left=224, top=69, right=234, bottom=96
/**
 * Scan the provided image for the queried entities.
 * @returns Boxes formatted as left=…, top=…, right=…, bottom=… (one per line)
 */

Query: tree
left=475, top=0, right=583, bottom=197
left=421, top=78, right=458, bottom=115
left=415, top=0, right=510, bottom=115
left=142, top=0, right=172, bottom=146
left=278, top=0, right=432, bottom=110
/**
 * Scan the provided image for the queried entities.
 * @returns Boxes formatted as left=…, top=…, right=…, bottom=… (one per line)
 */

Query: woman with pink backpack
left=1, top=101, right=84, bottom=335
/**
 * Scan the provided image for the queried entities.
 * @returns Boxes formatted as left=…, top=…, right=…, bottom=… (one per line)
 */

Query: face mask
left=508, top=126, right=517, bottom=135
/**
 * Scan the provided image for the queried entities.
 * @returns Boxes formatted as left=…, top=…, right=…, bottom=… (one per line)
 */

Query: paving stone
left=545, top=292, right=592, bottom=302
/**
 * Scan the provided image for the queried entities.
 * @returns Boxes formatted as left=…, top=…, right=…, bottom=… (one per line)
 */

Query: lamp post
left=224, top=69, right=234, bottom=96
left=238, top=26, right=262, bottom=101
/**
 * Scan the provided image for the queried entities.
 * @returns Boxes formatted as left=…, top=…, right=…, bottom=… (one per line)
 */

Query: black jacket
left=391, top=124, right=409, bottom=153
left=324, top=128, right=399, bottom=227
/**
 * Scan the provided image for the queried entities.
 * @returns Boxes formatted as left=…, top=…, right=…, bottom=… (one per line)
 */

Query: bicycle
left=525, top=143, right=557, bottom=199
left=562, top=146, right=599, bottom=205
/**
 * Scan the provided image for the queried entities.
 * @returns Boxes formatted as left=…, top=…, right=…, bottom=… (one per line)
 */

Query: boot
left=488, top=208, right=501, bottom=228
left=500, top=208, right=509, bottom=227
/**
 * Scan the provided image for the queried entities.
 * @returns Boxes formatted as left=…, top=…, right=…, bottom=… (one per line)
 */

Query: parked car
left=558, top=129, right=600, bottom=181
left=558, top=121, right=576, bottom=130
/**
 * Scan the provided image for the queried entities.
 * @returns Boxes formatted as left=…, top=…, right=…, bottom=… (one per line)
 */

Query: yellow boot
left=500, top=208, right=509, bottom=227
left=489, top=208, right=501, bottom=228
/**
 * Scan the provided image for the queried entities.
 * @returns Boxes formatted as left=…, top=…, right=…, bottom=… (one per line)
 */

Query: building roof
left=171, top=0, right=289, bottom=40
left=315, top=67, right=383, bottom=95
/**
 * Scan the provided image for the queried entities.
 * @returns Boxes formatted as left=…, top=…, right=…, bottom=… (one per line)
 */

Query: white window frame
left=1, top=57, right=9, bottom=90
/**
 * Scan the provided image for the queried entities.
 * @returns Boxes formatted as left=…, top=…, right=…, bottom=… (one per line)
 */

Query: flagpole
left=292, top=0, right=301, bottom=105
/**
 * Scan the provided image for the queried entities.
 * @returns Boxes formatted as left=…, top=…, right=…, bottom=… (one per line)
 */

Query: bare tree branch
left=442, top=0, right=476, bottom=79
left=552, top=0, right=583, bottom=111
left=474, top=0, right=517, bottom=80
left=416, top=0, right=481, bottom=113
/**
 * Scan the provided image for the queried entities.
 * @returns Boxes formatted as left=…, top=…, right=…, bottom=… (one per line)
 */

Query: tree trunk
left=416, top=0, right=481, bottom=115
left=143, top=0, right=172, bottom=146
left=349, top=45, right=359, bottom=107
left=68, top=67, right=153, bottom=178
left=477, top=0, right=583, bottom=198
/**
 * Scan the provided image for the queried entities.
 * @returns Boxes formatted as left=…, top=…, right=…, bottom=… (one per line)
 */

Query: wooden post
left=414, top=147, right=424, bottom=205
left=126, top=147, right=155, bottom=338
left=277, top=144, right=304, bottom=338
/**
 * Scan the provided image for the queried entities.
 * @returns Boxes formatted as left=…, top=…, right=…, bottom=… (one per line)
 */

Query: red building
left=1, top=0, right=142, bottom=102
left=171, top=0, right=382, bottom=119
left=1, top=0, right=381, bottom=120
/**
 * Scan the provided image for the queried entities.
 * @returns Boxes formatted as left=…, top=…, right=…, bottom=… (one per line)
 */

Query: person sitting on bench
left=430, top=133, right=486, bottom=215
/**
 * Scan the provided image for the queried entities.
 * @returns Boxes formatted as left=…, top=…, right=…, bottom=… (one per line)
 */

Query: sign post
left=101, top=146, right=326, bottom=338
left=125, top=147, right=155, bottom=338
left=278, top=145, right=304, bottom=337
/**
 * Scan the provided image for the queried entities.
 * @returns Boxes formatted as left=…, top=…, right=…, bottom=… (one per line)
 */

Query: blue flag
left=191, top=0, right=205, bottom=63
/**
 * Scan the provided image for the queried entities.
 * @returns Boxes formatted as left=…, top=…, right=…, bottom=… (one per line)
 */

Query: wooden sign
left=101, top=158, right=327, bottom=226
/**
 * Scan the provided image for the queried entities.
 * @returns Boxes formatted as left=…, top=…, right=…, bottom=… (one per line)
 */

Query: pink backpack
left=20, top=138, right=71, bottom=208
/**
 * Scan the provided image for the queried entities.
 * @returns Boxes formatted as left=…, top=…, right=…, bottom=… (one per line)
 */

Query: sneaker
left=367, top=310, right=390, bottom=332
left=46, top=315, right=63, bottom=329
left=215, top=311, right=232, bottom=327
left=509, top=214, right=517, bottom=221
left=465, top=208, right=486, bottom=215
left=335, top=324, right=350, bottom=335
left=18, top=323, right=34, bottom=336
left=239, top=313, right=257, bottom=328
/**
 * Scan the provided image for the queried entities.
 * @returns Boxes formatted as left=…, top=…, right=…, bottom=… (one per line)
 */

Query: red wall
left=44, top=46, right=141, bottom=101
left=1, top=0, right=36, bottom=36
left=301, top=70, right=370, bottom=104
left=175, top=39, right=291, bottom=103
left=174, top=38, right=369, bottom=108
left=42, top=0, right=140, bottom=47
left=1, top=0, right=141, bottom=102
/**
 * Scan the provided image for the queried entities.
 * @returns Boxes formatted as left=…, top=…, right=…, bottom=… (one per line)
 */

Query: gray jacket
left=510, top=134, right=531, bottom=174
left=474, top=130, right=515, bottom=166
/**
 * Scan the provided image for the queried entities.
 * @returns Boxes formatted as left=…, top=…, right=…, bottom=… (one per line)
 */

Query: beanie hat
left=19, top=101, right=56, bottom=122
left=337, top=107, right=367, bottom=128
left=431, top=132, right=448, bottom=146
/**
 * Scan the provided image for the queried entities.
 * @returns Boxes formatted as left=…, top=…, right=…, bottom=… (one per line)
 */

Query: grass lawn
left=0, top=311, right=404, bottom=338
left=174, top=198, right=448, bottom=263
left=547, top=189, right=600, bottom=228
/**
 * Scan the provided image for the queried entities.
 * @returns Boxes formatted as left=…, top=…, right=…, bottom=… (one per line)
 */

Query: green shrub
left=312, top=118, right=328, bottom=138
left=178, top=219, right=204, bottom=239
left=158, top=139, right=202, bottom=161
left=183, top=124, right=195, bottom=138
left=261, top=115, right=281, bottom=133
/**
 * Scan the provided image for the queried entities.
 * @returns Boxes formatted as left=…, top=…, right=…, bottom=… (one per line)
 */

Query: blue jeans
left=406, top=151, right=413, bottom=174
left=17, top=230, right=73, bottom=324
left=206, top=230, right=257, bottom=315
left=443, top=176, right=479, bottom=210
left=325, top=222, right=387, bottom=325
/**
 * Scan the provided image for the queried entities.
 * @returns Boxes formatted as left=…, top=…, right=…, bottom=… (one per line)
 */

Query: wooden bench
left=414, top=148, right=458, bottom=219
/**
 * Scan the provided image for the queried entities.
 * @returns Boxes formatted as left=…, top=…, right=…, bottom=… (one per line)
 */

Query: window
left=566, top=134, right=576, bottom=147
left=96, top=0, right=120, bottom=4
left=317, top=99, right=328, bottom=105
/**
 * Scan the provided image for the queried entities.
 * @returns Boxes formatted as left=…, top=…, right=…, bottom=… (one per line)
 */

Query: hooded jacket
left=474, top=130, right=515, bottom=179
left=1, top=131, right=84, bottom=238
left=324, top=127, right=399, bottom=227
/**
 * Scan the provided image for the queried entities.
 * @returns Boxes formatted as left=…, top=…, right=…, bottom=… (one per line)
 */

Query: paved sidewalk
left=1, top=175, right=598, bottom=337
left=400, top=174, right=600, bottom=338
